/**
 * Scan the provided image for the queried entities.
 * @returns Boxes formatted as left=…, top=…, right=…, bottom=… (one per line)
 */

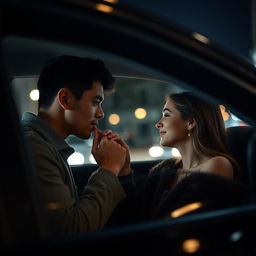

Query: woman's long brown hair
left=169, top=92, right=241, bottom=179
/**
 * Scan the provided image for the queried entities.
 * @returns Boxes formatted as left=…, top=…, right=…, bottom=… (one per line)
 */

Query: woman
left=104, top=92, right=244, bottom=225
left=153, top=91, right=240, bottom=184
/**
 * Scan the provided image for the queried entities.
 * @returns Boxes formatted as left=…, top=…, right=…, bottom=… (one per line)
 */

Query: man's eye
left=163, top=113, right=170, bottom=117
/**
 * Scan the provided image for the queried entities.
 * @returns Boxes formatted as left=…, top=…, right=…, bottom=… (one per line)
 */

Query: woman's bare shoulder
left=200, top=156, right=234, bottom=179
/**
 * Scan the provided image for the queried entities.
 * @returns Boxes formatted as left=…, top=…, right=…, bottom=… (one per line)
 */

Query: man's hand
left=101, top=130, right=131, bottom=176
left=92, top=128, right=127, bottom=176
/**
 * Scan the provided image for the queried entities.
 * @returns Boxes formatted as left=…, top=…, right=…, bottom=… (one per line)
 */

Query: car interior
left=226, top=126, right=256, bottom=200
left=3, top=35, right=256, bottom=244
left=5, top=35, right=255, bottom=190
left=1, top=1, right=256, bottom=254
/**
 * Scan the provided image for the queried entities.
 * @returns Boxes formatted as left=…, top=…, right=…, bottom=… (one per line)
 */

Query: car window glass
left=11, top=77, right=249, bottom=165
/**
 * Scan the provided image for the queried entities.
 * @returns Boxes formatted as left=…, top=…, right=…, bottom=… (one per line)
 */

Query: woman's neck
left=175, top=141, right=208, bottom=171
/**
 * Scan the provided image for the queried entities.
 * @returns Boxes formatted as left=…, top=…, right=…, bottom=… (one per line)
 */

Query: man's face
left=65, top=81, right=104, bottom=139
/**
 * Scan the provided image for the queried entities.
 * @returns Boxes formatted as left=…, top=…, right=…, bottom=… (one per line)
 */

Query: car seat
left=226, top=125, right=256, bottom=201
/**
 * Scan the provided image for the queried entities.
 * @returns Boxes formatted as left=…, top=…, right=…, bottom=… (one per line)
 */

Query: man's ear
left=57, top=88, right=74, bottom=110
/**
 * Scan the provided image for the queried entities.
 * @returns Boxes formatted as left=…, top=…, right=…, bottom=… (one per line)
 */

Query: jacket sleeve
left=26, top=133, right=126, bottom=235
left=104, top=166, right=163, bottom=227
left=121, top=159, right=177, bottom=223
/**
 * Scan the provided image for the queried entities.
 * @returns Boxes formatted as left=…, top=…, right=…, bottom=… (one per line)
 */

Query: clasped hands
left=92, top=127, right=131, bottom=176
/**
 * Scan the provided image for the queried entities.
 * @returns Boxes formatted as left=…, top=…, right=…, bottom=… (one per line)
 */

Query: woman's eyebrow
left=162, top=108, right=172, bottom=113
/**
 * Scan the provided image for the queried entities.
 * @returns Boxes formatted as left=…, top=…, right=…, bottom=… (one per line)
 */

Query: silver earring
left=188, top=131, right=191, bottom=137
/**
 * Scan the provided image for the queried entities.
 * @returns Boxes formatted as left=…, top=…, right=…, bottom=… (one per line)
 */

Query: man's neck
left=38, top=109, right=68, bottom=138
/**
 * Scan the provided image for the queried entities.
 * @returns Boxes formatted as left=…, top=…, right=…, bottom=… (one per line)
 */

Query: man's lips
left=160, top=131, right=166, bottom=136
left=91, top=121, right=98, bottom=125
left=91, top=123, right=98, bottom=133
left=91, top=122, right=98, bottom=128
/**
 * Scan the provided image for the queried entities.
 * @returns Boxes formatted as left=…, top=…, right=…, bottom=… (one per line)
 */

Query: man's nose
left=96, top=106, right=104, bottom=119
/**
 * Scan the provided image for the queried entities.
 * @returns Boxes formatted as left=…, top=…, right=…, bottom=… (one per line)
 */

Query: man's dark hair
left=37, top=55, right=114, bottom=108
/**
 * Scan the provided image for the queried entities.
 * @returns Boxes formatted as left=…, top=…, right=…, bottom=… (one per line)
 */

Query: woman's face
left=156, top=97, right=189, bottom=147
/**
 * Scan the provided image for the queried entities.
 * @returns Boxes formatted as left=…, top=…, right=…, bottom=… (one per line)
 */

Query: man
left=21, top=55, right=130, bottom=235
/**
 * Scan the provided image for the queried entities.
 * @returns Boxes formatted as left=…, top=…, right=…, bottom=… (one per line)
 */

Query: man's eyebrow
left=162, top=108, right=172, bottom=113
left=94, top=95, right=104, bottom=101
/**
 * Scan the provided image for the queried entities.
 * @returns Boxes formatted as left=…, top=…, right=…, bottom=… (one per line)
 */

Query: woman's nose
left=155, top=121, right=162, bottom=129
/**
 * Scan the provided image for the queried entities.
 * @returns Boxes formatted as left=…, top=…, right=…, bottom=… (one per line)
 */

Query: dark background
left=123, top=0, right=253, bottom=62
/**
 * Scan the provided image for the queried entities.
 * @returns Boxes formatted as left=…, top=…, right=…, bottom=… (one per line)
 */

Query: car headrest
left=226, top=126, right=256, bottom=183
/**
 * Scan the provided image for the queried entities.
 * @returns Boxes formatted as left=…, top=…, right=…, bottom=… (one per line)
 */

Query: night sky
left=122, top=0, right=253, bottom=62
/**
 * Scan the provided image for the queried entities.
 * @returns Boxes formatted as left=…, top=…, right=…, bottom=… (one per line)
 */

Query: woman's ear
left=57, top=88, right=74, bottom=110
left=187, top=118, right=196, bottom=131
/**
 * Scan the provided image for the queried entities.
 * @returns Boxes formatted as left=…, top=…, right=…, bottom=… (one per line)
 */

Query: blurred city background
left=12, top=77, right=247, bottom=165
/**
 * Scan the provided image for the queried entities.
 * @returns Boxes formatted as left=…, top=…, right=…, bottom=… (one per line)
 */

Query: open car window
left=12, top=76, right=250, bottom=165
